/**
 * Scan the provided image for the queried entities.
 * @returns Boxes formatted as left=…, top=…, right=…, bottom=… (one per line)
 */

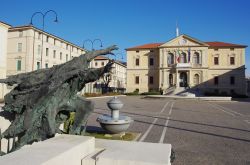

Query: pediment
left=159, top=35, right=209, bottom=47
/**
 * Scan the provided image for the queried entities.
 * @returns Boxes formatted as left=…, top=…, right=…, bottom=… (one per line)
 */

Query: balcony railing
left=176, top=63, right=191, bottom=68
left=167, top=63, right=202, bottom=68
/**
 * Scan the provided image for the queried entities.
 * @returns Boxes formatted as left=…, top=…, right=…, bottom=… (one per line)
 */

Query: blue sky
left=1, top=0, right=250, bottom=76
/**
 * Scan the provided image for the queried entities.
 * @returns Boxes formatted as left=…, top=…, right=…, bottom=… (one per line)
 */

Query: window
left=193, top=74, right=200, bottom=85
left=214, top=48, right=218, bottom=51
left=180, top=53, right=187, bottom=63
left=37, top=62, right=40, bottom=70
left=149, top=58, right=154, bottom=66
left=46, top=48, right=49, bottom=56
left=136, top=50, right=139, bottom=53
left=230, top=57, right=235, bottom=65
left=168, top=53, right=174, bottom=64
left=38, top=33, right=41, bottom=40
left=150, top=50, right=154, bottom=53
left=214, top=76, right=219, bottom=85
left=135, top=76, right=139, bottom=84
left=214, top=57, right=219, bottom=65
left=193, top=52, right=200, bottom=64
left=38, top=45, right=41, bottom=55
left=149, top=76, right=154, bottom=84
left=45, top=63, right=48, bottom=68
left=17, top=60, right=21, bottom=71
left=95, top=62, right=98, bottom=66
left=46, top=36, right=49, bottom=42
left=54, top=39, right=56, bottom=45
left=66, top=44, right=68, bottom=50
left=230, top=76, right=235, bottom=85
left=53, top=50, right=56, bottom=58
left=19, top=31, right=23, bottom=37
left=230, top=48, right=234, bottom=51
left=60, top=52, right=62, bottom=60
left=66, top=54, right=68, bottom=61
left=135, top=58, right=139, bottom=66
left=18, top=43, right=22, bottom=52
left=102, top=62, right=105, bottom=66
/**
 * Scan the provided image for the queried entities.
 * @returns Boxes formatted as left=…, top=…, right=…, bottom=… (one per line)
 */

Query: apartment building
left=0, top=21, right=11, bottom=99
left=7, top=25, right=85, bottom=75
left=0, top=22, right=126, bottom=96
left=86, top=56, right=126, bottom=93
left=126, top=34, right=247, bottom=95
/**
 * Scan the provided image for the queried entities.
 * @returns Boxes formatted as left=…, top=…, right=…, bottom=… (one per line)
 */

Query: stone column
left=189, top=70, right=192, bottom=87
left=199, top=50, right=202, bottom=65
left=176, top=69, right=179, bottom=88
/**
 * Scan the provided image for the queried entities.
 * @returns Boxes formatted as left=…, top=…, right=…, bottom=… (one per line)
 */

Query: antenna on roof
left=176, top=21, right=179, bottom=37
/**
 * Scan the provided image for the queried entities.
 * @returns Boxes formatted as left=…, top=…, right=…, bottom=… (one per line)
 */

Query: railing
left=176, top=63, right=191, bottom=68
left=167, top=63, right=202, bottom=68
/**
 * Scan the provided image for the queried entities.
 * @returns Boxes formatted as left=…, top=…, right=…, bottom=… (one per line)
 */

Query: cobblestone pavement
left=88, top=96, right=250, bottom=165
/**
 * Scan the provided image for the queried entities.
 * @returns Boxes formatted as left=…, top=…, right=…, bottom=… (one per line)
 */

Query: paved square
left=88, top=96, right=250, bottom=165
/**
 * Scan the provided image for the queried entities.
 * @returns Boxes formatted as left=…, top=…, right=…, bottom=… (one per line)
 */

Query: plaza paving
left=88, top=96, right=250, bottom=165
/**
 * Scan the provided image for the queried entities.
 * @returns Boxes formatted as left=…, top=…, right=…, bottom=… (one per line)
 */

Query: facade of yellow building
left=126, top=34, right=247, bottom=96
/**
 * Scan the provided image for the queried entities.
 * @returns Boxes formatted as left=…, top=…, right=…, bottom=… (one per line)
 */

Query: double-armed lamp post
left=30, top=10, right=58, bottom=69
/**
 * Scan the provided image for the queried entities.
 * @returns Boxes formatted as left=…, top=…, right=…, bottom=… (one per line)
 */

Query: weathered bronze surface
left=0, top=45, right=118, bottom=152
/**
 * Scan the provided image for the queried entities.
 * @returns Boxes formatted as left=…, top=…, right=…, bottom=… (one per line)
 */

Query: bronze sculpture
left=0, top=45, right=118, bottom=152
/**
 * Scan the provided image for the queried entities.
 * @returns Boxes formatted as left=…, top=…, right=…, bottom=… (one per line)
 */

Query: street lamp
left=30, top=10, right=58, bottom=70
left=115, top=51, right=126, bottom=61
left=82, top=39, right=103, bottom=51
left=82, top=39, right=103, bottom=93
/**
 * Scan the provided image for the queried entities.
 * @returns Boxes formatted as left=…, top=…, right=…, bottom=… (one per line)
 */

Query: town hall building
left=126, top=34, right=247, bottom=96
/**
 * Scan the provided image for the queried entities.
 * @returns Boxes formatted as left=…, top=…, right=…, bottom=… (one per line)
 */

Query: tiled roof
left=205, top=42, right=247, bottom=48
left=94, top=56, right=109, bottom=60
left=126, top=43, right=163, bottom=50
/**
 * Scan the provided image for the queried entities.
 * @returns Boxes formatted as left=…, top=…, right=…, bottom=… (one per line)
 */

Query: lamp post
left=82, top=39, right=103, bottom=51
left=82, top=39, right=103, bottom=93
left=30, top=10, right=58, bottom=69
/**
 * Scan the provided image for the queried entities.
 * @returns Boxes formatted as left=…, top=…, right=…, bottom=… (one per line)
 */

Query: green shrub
left=64, top=112, right=75, bottom=133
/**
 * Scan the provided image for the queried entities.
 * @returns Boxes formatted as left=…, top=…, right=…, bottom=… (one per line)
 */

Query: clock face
left=179, top=39, right=187, bottom=45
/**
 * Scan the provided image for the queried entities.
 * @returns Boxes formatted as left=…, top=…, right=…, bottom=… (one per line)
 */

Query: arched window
left=180, top=52, right=187, bottom=63
left=193, top=74, right=200, bottom=85
left=167, top=53, right=174, bottom=64
left=193, top=52, right=200, bottom=64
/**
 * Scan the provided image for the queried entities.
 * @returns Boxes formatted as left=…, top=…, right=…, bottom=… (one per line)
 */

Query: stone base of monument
left=0, top=134, right=172, bottom=165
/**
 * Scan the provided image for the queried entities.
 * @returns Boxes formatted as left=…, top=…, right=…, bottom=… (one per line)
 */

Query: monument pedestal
left=0, top=135, right=172, bottom=165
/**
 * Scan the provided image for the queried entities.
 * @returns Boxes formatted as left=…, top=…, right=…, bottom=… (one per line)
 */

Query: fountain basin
left=97, top=114, right=133, bottom=134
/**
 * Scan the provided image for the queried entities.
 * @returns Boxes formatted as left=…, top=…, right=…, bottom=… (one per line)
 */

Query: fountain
left=97, top=97, right=133, bottom=134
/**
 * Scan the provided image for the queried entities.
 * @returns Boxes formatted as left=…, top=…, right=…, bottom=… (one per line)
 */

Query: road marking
left=159, top=117, right=170, bottom=143
left=244, top=120, right=250, bottom=124
left=168, top=102, right=174, bottom=115
left=139, top=101, right=169, bottom=142
left=207, top=103, right=236, bottom=117
left=160, top=102, right=169, bottom=113
left=139, top=117, right=158, bottom=142
left=213, top=103, right=244, bottom=116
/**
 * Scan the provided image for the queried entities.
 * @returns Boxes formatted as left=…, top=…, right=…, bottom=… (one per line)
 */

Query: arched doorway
left=179, top=72, right=188, bottom=87
left=169, top=74, right=173, bottom=86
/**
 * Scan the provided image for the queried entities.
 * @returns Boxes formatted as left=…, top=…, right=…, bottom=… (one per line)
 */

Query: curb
left=86, top=95, right=127, bottom=99
left=145, top=95, right=232, bottom=101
